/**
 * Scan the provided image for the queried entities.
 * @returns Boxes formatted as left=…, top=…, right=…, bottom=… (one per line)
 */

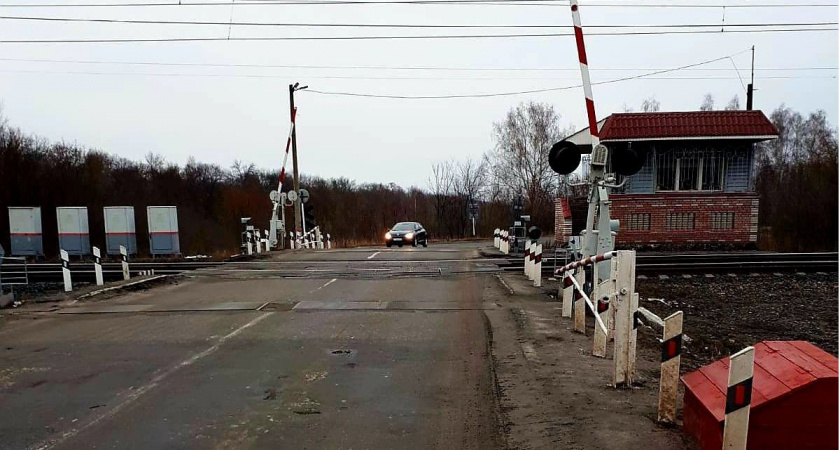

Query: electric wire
left=0, top=56, right=834, bottom=72
left=0, top=0, right=835, bottom=7
left=0, top=27, right=835, bottom=44
left=0, top=15, right=835, bottom=28
left=302, top=49, right=760, bottom=98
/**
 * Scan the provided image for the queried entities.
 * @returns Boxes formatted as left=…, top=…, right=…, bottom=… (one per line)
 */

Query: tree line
left=0, top=108, right=511, bottom=258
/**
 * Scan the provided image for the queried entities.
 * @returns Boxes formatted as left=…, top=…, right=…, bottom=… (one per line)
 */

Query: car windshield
left=392, top=222, right=415, bottom=231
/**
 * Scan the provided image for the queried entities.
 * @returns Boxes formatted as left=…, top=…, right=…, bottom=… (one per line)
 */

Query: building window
left=626, top=213, right=651, bottom=231
left=655, top=150, right=725, bottom=192
left=666, top=212, right=695, bottom=230
left=711, top=212, right=735, bottom=229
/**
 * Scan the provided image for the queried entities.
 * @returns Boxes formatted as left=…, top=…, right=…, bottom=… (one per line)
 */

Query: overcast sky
left=0, top=0, right=836, bottom=189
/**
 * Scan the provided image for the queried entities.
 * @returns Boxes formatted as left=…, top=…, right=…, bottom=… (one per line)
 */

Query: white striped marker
left=60, top=249, right=72, bottom=292
left=533, top=244, right=542, bottom=287
left=93, top=246, right=104, bottom=286
left=327, top=233, right=332, bottom=249
left=246, top=232, right=253, bottom=255
left=264, top=229, right=271, bottom=251
left=524, top=239, right=532, bottom=278
left=120, top=245, right=130, bottom=281
left=658, top=311, right=683, bottom=423
left=723, top=346, right=755, bottom=450
left=529, top=242, right=537, bottom=281
left=255, top=230, right=262, bottom=254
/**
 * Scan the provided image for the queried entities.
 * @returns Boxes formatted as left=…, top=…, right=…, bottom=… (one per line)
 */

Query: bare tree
left=487, top=101, right=573, bottom=227
left=641, top=96, right=661, bottom=112
left=725, top=95, right=741, bottom=111
left=428, top=160, right=455, bottom=237
left=700, top=93, right=715, bottom=111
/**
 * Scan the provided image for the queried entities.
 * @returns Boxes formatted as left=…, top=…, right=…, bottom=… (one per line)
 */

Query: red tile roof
left=599, top=110, right=778, bottom=142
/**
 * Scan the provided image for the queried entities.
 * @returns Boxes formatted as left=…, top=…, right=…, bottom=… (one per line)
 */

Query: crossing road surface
left=0, top=243, right=504, bottom=450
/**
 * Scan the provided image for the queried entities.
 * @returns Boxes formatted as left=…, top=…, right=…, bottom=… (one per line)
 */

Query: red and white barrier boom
left=268, top=107, right=297, bottom=249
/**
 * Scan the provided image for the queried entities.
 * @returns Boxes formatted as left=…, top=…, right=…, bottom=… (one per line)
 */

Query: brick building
left=555, top=110, right=778, bottom=247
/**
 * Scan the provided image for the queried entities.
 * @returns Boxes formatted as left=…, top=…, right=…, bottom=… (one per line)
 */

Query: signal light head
left=548, top=140, right=582, bottom=175
left=611, top=145, right=646, bottom=176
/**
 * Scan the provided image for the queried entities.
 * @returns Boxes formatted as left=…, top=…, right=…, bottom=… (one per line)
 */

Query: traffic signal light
left=303, top=203, right=316, bottom=230
left=548, top=140, right=581, bottom=175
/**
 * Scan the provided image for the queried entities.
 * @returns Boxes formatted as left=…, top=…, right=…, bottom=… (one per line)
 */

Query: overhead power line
left=0, top=15, right=835, bottom=29
left=2, top=56, right=835, bottom=72
left=0, top=68, right=833, bottom=81
left=302, top=49, right=759, bottom=98
left=0, top=27, right=835, bottom=44
left=0, top=0, right=835, bottom=7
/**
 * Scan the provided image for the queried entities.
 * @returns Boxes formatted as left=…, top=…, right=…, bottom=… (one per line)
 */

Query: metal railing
left=0, top=256, right=30, bottom=287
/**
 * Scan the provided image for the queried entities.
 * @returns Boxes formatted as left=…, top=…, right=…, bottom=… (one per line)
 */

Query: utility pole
left=746, top=45, right=755, bottom=110
left=289, top=82, right=308, bottom=233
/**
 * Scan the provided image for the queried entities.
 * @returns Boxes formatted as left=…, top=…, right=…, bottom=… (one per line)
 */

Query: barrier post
left=573, top=269, right=585, bottom=334
left=658, top=311, right=684, bottom=424
left=255, top=230, right=262, bottom=254
left=494, top=229, right=500, bottom=248
left=265, top=229, right=271, bottom=251
left=612, top=250, right=638, bottom=387
left=533, top=244, right=542, bottom=288
left=60, top=249, right=72, bottom=292
left=120, top=245, right=130, bottom=281
left=562, top=273, right=573, bottom=317
left=327, top=233, right=332, bottom=249
left=722, top=346, right=755, bottom=450
left=247, top=232, right=253, bottom=255
left=93, top=246, right=104, bottom=286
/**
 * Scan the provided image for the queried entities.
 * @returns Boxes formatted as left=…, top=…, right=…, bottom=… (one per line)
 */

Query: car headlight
left=385, top=232, right=392, bottom=239
left=405, top=232, right=414, bottom=239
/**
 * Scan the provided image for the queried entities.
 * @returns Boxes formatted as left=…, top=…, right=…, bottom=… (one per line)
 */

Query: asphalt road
left=0, top=242, right=502, bottom=450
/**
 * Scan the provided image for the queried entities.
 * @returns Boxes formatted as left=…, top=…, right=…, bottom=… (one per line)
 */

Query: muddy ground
left=636, top=272, right=838, bottom=370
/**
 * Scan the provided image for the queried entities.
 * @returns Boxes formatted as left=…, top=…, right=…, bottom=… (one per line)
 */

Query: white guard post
left=265, top=229, right=271, bottom=251
left=722, top=346, right=755, bottom=450
left=255, top=230, right=262, bottom=254
left=562, top=271, right=574, bottom=317
left=246, top=232, right=253, bottom=255
left=120, top=245, right=130, bottom=281
left=533, top=244, right=542, bottom=287
left=529, top=242, right=537, bottom=281
left=573, top=270, right=585, bottom=334
left=504, top=231, right=510, bottom=254
left=93, top=246, right=104, bottom=286
left=658, top=311, right=684, bottom=423
left=612, top=250, right=638, bottom=387
left=60, top=249, right=72, bottom=292
left=315, top=228, right=324, bottom=249
left=524, top=239, right=532, bottom=278
left=494, top=229, right=500, bottom=248
left=289, top=231, right=295, bottom=249
left=327, top=233, right=332, bottom=249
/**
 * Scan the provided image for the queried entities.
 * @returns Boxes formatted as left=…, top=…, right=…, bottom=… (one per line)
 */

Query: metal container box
left=8, top=207, right=43, bottom=256
left=56, top=207, right=90, bottom=256
left=147, top=206, right=180, bottom=256
left=104, top=206, right=137, bottom=255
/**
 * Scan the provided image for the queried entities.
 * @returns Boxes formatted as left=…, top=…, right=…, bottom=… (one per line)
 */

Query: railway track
left=1, top=252, right=837, bottom=284
left=501, top=252, right=839, bottom=274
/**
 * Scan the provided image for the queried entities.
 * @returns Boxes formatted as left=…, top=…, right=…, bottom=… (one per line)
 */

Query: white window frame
left=655, top=150, right=726, bottom=192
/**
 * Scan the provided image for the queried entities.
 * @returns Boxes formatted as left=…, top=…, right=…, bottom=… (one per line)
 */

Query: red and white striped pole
left=276, top=107, right=297, bottom=192
left=570, top=0, right=599, bottom=147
